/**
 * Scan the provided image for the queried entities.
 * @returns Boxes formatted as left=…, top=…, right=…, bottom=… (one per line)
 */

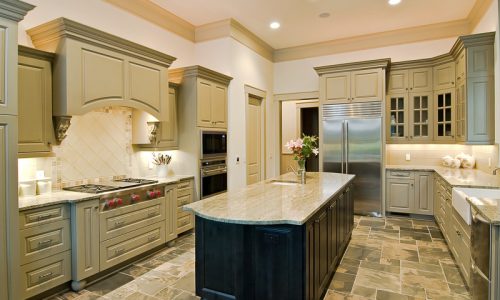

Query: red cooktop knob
left=105, top=199, right=115, bottom=208
left=147, top=191, right=155, bottom=199
left=115, top=198, right=123, bottom=206
left=131, top=194, right=141, bottom=202
left=155, top=190, right=161, bottom=197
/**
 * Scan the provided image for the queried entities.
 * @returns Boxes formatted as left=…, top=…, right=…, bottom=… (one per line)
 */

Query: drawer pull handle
left=148, top=212, right=157, bottom=217
left=114, top=221, right=125, bottom=228
left=38, top=239, right=53, bottom=247
left=37, top=214, right=55, bottom=221
left=148, top=236, right=157, bottom=242
left=456, top=230, right=462, bottom=237
left=114, top=248, right=125, bottom=256
left=38, top=272, right=53, bottom=281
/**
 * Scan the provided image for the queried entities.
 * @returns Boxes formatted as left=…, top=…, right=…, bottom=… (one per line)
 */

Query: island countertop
left=184, top=172, right=355, bottom=225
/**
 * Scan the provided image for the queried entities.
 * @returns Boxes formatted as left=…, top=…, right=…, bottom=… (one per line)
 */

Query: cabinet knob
left=410, top=183, right=414, bottom=187
left=410, top=88, right=413, bottom=90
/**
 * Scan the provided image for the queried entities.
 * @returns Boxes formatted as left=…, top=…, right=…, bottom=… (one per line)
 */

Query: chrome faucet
left=288, top=164, right=306, bottom=184
left=493, top=167, right=500, bottom=175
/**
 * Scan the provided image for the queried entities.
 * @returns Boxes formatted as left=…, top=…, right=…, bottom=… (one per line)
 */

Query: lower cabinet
left=19, top=204, right=71, bottom=299
left=176, top=179, right=195, bottom=234
left=71, top=200, right=100, bottom=288
left=165, top=184, right=178, bottom=242
left=386, top=170, right=433, bottom=215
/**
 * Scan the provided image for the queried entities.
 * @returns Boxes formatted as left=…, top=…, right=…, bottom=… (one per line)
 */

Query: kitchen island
left=184, top=172, right=355, bottom=300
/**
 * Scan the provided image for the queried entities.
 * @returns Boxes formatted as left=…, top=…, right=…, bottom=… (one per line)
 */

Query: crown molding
left=104, top=0, right=195, bottom=42
left=274, top=91, right=319, bottom=101
left=169, top=65, right=233, bottom=86
left=0, top=0, right=34, bottom=22
left=106, top=0, right=492, bottom=63
left=274, top=19, right=470, bottom=62
left=195, top=18, right=273, bottom=61
left=314, top=58, right=391, bottom=75
left=27, top=17, right=176, bottom=67
left=18, top=45, right=55, bottom=61
left=468, top=0, right=494, bottom=31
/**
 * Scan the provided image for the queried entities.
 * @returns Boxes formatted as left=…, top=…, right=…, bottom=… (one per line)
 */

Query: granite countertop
left=183, top=172, right=355, bottom=225
left=18, top=175, right=195, bottom=211
left=387, top=164, right=500, bottom=224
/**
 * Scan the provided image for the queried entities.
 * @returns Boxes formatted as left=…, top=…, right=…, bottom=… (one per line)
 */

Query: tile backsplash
left=386, top=144, right=499, bottom=173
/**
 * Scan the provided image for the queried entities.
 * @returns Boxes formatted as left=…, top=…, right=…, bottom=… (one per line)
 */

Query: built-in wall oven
left=201, top=130, right=227, bottom=159
left=200, top=159, right=227, bottom=199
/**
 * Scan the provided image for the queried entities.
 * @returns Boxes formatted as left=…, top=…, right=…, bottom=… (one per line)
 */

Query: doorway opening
left=299, top=106, right=319, bottom=172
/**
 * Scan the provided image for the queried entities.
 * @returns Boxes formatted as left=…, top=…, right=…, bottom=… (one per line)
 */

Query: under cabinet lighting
left=388, top=0, right=401, bottom=5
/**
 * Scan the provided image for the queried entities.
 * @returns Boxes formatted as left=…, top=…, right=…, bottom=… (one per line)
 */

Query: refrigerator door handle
left=345, top=121, right=349, bottom=174
left=341, top=121, right=345, bottom=173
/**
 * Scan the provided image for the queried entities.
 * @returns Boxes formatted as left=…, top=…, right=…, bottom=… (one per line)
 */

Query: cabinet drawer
left=20, top=250, right=71, bottom=299
left=387, top=170, right=414, bottom=179
left=177, top=206, right=192, bottom=218
left=100, top=198, right=165, bottom=241
left=20, top=219, right=70, bottom=265
left=177, top=215, right=193, bottom=234
left=100, top=222, right=165, bottom=270
left=177, top=179, right=192, bottom=190
left=19, top=204, right=69, bottom=229
left=177, top=194, right=192, bottom=207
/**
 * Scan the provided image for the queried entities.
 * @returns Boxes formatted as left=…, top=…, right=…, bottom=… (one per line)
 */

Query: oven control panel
left=101, top=185, right=165, bottom=211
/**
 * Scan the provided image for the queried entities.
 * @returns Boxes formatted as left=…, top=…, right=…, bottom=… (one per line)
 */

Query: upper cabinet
left=452, top=33, right=495, bottom=144
left=315, top=59, right=389, bottom=105
left=433, top=62, right=456, bottom=90
left=169, top=65, right=232, bottom=129
left=27, top=18, right=176, bottom=121
left=132, top=83, right=179, bottom=150
left=386, top=32, right=495, bottom=145
left=387, top=66, right=433, bottom=143
left=18, top=46, right=55, bottom=157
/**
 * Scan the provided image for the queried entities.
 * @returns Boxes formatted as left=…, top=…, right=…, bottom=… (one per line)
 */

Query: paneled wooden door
left=246, top=95, right=263, bottom=185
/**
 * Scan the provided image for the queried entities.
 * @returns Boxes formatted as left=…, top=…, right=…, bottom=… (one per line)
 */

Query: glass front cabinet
left=433, top=88, right=455, bottom=142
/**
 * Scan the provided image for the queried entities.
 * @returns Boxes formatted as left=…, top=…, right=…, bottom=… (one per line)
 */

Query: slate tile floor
left=49, top=216, right=470, bottom=300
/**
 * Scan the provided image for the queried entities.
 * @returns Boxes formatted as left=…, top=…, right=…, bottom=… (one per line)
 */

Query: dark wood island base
left=195, top=184, right=353, bottom=300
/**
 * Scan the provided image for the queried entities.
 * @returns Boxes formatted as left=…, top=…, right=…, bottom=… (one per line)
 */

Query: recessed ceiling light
left=270, top=21, right=280, bottom=29
left=388, top=0, right=401, bottom=5
left=319, top=12, right=331, bottom=18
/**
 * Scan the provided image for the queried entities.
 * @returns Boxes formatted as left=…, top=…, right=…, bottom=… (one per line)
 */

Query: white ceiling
left=151, top=0, right=477, bottom=49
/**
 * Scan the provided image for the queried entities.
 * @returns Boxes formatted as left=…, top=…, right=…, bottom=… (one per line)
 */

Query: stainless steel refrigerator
left=322, top=101, right=382, bottom=216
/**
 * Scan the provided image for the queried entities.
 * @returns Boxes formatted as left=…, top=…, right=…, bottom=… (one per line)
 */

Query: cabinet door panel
left=414, top=173, right=433, bottom=215
left=351, top=69, right=382, bottom=102
left=386, top=179, right=413, bottom=213
left=324, top=72, right=350, bottom=103
left=328, top=201, right=338, bottom=273
left=0, top=19, right=18, bottom=115
left=81, top=48, right=124, bottom=105
left=386, top=94, right=408, bottom=142
left=467, top=76, right=494, bottom=143
left=409, top=68, right=432, bottom=92
left=18, top=56, right=52, bottom=153
left=434, top=89, right=455, bottom=142
left=456, top=50, right=466, bottom=82
left=409, top=92, right=432, bottom=142
left=467, top=45, right=493, bottom=77
left=211, top=84, right=227, bottom=128
left=314, top=210, right=329, bottom=299
left=71, top=200, right=100, bottom=281
left=158, top=87, right=178, bottom=147
left=197, top=79, right=213, bottom=127
left=128, top=61, right=161, bottom=112
left=388, top=70, right=408, bottom=94
left=433, top=62, right=455, bottom=90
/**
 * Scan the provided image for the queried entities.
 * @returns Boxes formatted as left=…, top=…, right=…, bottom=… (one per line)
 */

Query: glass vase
left=297, top=159, right=306, bottom=183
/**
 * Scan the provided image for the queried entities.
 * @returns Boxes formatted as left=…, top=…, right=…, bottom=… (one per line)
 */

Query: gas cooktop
left=63, top=184, right=119, bottom=194
left=114, top=178, right=158, bottom=184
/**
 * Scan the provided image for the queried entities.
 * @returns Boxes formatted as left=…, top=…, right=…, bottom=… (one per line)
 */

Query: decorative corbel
left=53, top=116, right=72, bottom=143
left=147, top=121, right=160, bottom=144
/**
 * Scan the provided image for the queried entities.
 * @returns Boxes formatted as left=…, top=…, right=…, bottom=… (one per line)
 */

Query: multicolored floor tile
left=48, top=216, right=470, bottom=300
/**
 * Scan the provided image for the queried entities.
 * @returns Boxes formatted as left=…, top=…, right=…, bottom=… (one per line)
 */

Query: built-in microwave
left=201, top=130, right=227, bottom=159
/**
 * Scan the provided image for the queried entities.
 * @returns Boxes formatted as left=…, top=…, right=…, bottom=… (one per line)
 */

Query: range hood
left=27, top=18, right=176, bottom=141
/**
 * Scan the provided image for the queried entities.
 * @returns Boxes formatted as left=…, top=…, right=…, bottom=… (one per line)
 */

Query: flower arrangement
left=285, top=134, right=319, bottom=169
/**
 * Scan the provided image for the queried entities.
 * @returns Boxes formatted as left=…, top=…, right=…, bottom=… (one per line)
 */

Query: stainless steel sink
left=269, top=179, right=300, bottom=186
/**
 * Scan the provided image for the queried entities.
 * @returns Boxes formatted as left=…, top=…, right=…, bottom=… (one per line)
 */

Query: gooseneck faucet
left=288, top=165, right=306, bottom=184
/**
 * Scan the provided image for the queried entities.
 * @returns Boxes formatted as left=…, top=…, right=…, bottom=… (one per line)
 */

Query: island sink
left=184, top=172, right=355, bottom=300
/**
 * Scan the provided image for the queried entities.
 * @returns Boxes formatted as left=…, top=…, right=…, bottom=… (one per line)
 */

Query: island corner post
left=187, top=173, right=355, bottom=300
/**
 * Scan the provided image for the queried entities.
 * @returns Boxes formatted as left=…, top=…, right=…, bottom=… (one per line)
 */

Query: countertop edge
left=465, top=196, right=500, bottom=225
